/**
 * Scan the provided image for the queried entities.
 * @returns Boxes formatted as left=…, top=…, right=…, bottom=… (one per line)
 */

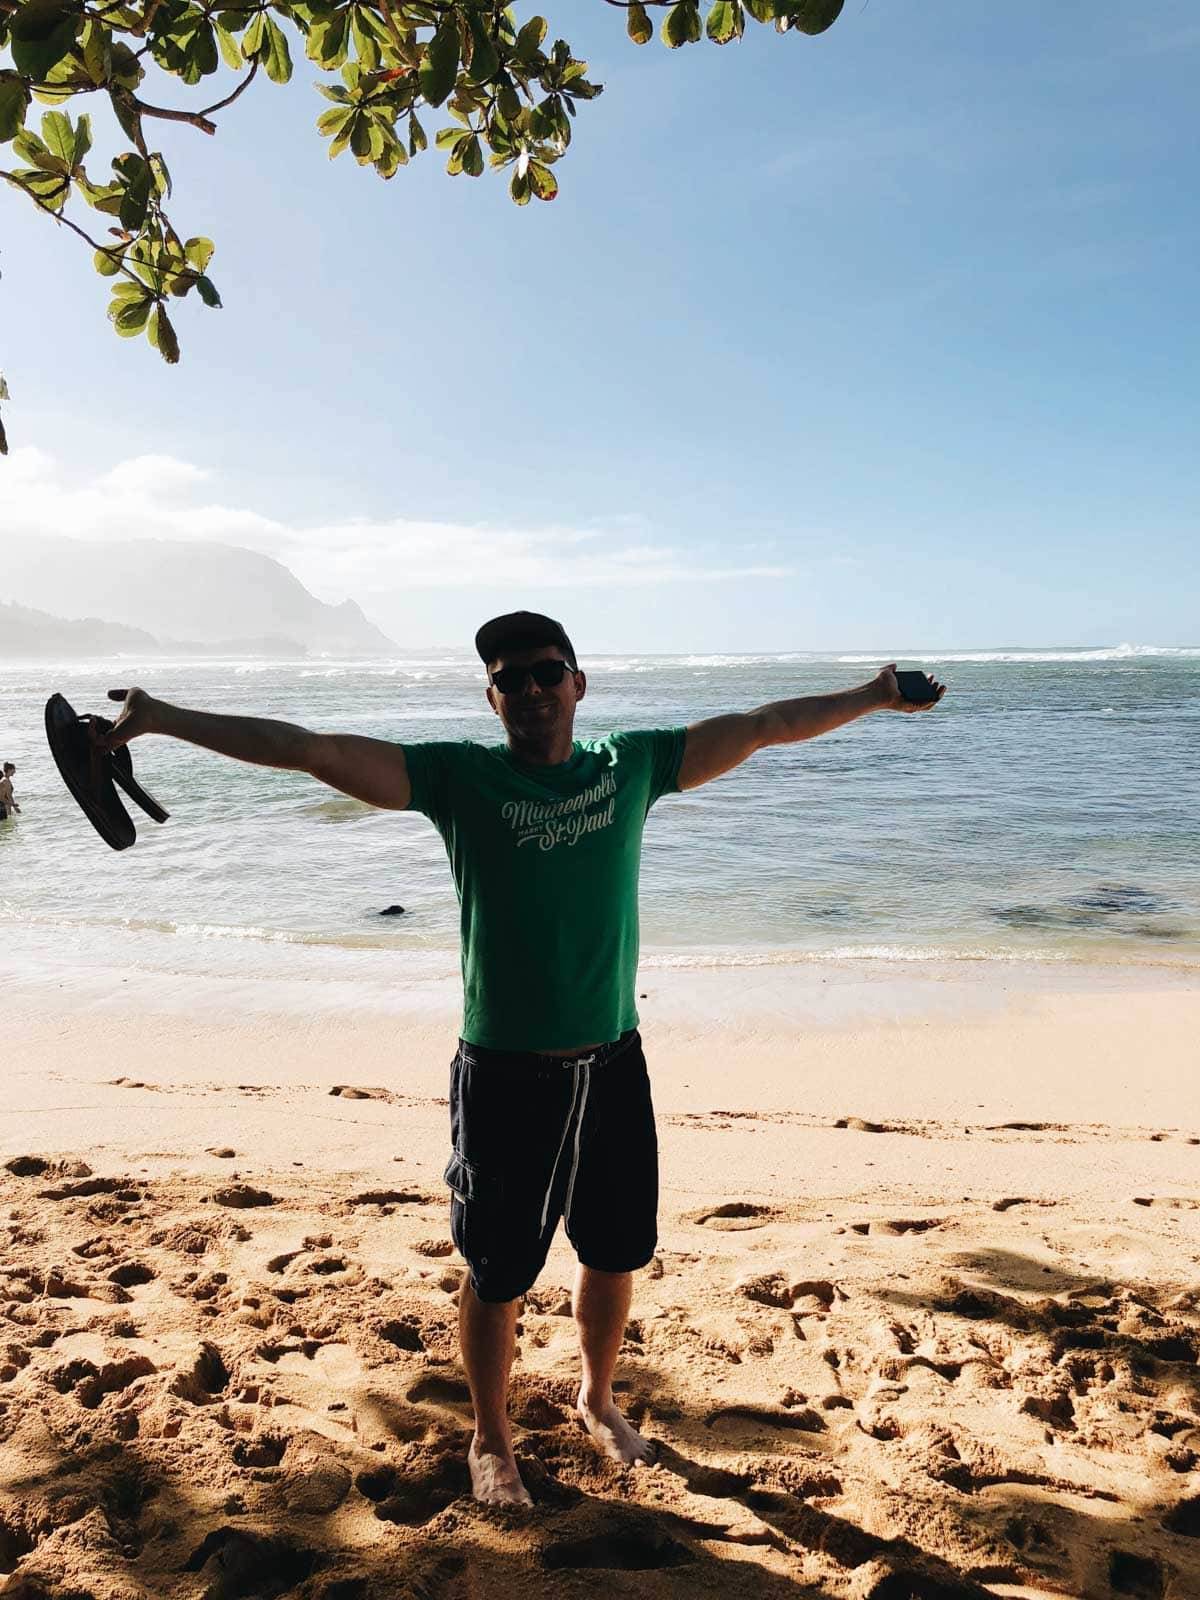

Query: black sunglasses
left=489, top=659, right=574, bottom=695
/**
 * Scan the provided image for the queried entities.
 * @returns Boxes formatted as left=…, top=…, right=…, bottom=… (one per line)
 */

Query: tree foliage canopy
left=0, top=0, right=844, bottom=449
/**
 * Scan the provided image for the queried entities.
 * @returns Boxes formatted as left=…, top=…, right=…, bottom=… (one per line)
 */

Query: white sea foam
left=835, top=644, right=1200, bottom=665
left=640, top=945, right=1073, bottom=968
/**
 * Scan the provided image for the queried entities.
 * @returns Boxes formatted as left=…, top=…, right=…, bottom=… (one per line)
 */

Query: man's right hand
left=97, top=688, right=159, bottom=751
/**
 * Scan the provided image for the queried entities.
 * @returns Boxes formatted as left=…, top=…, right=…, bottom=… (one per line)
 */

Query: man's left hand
left=874, top=664, right=947, bottom=713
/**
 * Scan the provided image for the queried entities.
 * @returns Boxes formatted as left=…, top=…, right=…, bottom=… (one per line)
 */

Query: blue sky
left=2, top=2, right=1198, bottom=652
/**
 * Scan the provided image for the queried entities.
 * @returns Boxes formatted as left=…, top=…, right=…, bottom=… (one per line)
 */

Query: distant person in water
left=0, top=762, right=18, bottom=820
left=96, top=614, right=945, bottom=1508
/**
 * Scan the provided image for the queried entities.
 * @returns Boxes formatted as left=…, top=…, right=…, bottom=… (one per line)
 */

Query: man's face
left=485, top=646, right=585, bottom=743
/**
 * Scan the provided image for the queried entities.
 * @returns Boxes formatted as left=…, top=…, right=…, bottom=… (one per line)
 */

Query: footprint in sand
left=542, top=1527, right=692, bottom=1572
left=232, top=1433, right=288, bottom=1468
left=705, top=1402, right=828, bottom=1437
left=107, top=1262, right=156, bottom=1288
left=691, top=1202, right=775, bottom=1232
left=212, top=1183, right=275, bottom=1209
left=4, top=1155, right=51, bottom=1177
left=378, top=1318, right=425, bottom=1354
left=347, top=1188, right=428, bottom=1207
left=1132, top=1196, right=1200, bottom=1210
left=355, top=1456, right=466, bottom=1526
left=185, top=1529, right=317, bottom=1590
left=37, top=1176, right=139, bottom=1201
left=170, top=1342, right=231, bottom=1404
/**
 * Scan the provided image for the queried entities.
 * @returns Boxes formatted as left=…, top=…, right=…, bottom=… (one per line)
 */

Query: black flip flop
left=44, top=694, right=169, bottom=850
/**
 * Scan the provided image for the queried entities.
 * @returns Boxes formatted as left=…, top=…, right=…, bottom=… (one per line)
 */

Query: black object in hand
left=894, top=670, right=940, bottom=705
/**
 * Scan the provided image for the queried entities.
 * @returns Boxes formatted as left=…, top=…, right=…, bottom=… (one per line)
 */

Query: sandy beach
left=3, top=956, right=1199, bottom=1599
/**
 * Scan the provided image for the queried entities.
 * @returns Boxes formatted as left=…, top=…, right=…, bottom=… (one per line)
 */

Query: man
left=98, top=611, right=945, bottom=1507
left=0, top=761, right=19, bottom=820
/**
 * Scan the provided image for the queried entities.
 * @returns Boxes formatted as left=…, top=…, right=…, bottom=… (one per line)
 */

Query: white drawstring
left=538, top=1052, right=596, bottom=1236
left=562, top=1059, right=593, bottom=1229
left=540, top=1063, right=583, bottom=1233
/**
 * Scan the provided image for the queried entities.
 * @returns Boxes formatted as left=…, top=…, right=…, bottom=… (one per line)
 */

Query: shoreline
left=5, top=949, right=1198, bottom=1194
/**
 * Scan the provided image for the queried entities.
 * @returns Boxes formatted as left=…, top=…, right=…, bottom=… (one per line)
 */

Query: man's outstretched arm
left=676, top=665, right=945, bottom=792
left=98, top=688, right=412, bottom=810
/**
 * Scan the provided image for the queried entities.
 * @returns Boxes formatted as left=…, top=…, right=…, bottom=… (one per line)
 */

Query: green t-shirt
left=402, top=729, right=685, bottom=1051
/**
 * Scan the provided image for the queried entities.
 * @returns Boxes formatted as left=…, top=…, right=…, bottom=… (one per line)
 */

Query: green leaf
left=706, top=0, right=743, bottom=44
left=461, top=132, right=484, bottom=176
left=12, top=128, right=48, bottom=164
left=349, top=8, right=380, bottom=70
left=528, top=159, right=557, bottom=201
left=514, top=14, right=546, bottom=59
left=373, top=124, right=407, bottom=178
left=349, top=110, right=373, bottom=158
left=195, top=274, right=222, bottom=308
left=317, top=104, right=351, bottom=135
left=9, top=0, right=81, bottom=80
left=662, top=1, right=700, bottom=48
left=467, top=10, right=499, bottom=84
left=418, top=17, right=459, bottom=107
left=78, top=19, right=107, bottom=82
left=0, top=73, right=30, bottom=143
left=215, top=21, right=244, bottom=70
left=328, top=120, right=354, bottom=158
left=108, top=41, right=143, bottom=90
left=93, top=247, right=120, bottom=276
left=509, top=164, right=530, bottom=205
left=626, top=3, right=652, bottom=45
left=434, top=126, right=462, bottom=150
left=743, top=0, right=773, bottom=18
left=791, top=0, right=843, bottom=34
left=241, top=12, right=266, bottom=58
left=110, top=294, right=153, bottom=337
left=73, top=111, right=91, bottom=163
left=307, top=9, right=349, bottom=66
left=408, top=112, right=426, bottom=153
left=114, top=155, right=152, bottom=231
left=184, top=236, right=214, bottom=271
left=108, top=87, right=143, bottom=148
left=148, top=305, right=180, bottom=364
left=260, top=15, right=293, bottom=83
left=40, top=108, right=73, bottom=164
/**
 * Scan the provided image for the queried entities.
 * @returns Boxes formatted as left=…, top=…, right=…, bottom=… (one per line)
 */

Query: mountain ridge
left=1, top=537, right=396, bottom=655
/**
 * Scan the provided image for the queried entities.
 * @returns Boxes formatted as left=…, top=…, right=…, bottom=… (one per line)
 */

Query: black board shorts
left=443, top=1029, right=658, bottom=1303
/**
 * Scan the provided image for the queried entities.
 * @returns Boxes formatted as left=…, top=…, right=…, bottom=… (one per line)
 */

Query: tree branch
left=132, top=98, right=218, bottom=135
left=197, top=59, right=259, bottom=118
left=0, top=170, right=151, bottom=297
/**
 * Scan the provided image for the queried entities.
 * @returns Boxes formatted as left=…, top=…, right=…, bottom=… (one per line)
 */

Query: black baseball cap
left=474, top=611, right=577, bottom=670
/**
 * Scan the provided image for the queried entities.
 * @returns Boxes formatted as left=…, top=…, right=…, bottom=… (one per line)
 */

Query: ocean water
left=2, top=646, right=1199, bottom=980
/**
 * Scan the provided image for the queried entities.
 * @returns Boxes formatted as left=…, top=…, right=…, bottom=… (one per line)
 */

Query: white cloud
left=0, top=450, right=794, bottom=601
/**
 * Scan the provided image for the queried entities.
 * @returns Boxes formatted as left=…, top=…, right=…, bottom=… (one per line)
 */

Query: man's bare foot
left=577, top=1389, right=657, bottom=1467
left=467, top=1436, right=533, bottom=1507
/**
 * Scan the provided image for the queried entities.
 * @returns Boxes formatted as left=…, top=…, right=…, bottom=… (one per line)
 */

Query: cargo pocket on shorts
left=443, top=1150, right=501, bottom=1206
left=444, top=1150, right=505, bottom=1277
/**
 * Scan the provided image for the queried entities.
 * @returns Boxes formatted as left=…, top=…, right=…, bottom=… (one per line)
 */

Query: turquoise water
left=2, top=646, right=1199, bottom=971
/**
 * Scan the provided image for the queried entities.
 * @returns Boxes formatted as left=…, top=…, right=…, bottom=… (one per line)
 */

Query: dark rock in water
left=1066, top=883, right=1165, bottom=915
left=993, top=883, right=1173, bottom=933
left=989, top=904, right=1054, bottom=929
left=378, top=904, right=405, bottom=917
